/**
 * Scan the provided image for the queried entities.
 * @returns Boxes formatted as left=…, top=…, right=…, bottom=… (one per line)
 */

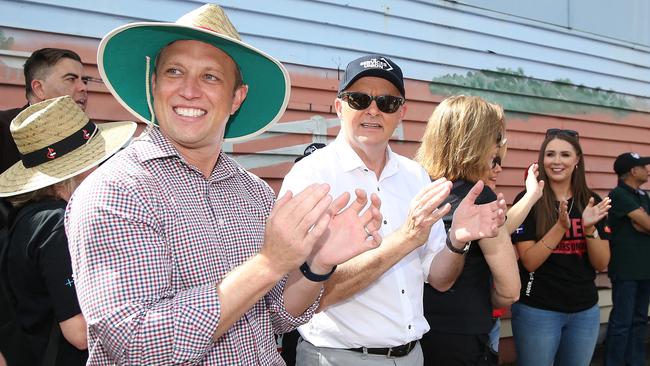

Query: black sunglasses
left=546, top=128, right=579, bottom=140
left=491, top=156, right=502, bottom=169
left=338, top=91, right=405, bottom=114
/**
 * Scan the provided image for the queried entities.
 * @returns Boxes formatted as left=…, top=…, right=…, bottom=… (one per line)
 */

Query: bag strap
left=41, top=319, right=61, bottom=366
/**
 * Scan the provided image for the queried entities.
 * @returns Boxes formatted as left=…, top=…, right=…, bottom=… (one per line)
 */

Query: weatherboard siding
left=1, top=2, right=649, bottom=362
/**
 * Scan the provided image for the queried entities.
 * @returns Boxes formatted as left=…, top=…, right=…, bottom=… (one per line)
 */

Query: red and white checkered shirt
left=65, top=127, right=316, bottom=365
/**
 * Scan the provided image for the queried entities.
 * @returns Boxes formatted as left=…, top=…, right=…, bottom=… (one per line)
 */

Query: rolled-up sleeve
left=266, top=276, right=322, bottom=334
left=420, top=220, right=447, bottom=281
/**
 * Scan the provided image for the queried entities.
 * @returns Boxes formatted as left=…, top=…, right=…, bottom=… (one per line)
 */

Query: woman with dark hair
left=511, top=129, right=611, bottom=366
left=416, top=95, right=520, bottom=365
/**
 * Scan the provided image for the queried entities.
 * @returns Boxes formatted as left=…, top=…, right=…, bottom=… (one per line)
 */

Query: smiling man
left=64, top=4, right=382, bottom=365
left=280, top=54, right=507, bottom=365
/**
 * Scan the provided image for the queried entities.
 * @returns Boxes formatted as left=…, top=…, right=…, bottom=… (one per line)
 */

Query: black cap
left=614, top=152, right=650, bottom=175
left=295, top=143, right=326, bottom=163
left=339, top=54, right=405, bottom=97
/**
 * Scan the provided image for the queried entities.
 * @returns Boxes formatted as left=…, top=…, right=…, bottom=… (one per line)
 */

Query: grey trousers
left=296, top=338, right=424, bottom=366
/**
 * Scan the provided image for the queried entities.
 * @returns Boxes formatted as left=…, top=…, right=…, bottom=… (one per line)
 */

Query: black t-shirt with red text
left=511, top=191, right=608, bottom=313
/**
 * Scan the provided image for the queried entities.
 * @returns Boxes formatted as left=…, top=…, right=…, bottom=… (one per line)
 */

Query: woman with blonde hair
left=0, top=96, right=135, bottom=366
left=416, top=95, right=520, bottom=365
left=510, top=129, right=610, bottom=366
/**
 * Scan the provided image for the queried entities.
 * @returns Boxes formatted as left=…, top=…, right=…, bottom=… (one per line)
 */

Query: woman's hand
left=582, top=196, right=611, bottom=229
left=525, top=163, right=544, bottom=201
left=558, top=199, right=571, bottom=230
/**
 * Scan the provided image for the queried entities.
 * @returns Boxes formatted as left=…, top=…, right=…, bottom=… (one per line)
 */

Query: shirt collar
left=134, top=126, right=240, bottom=182
left=134, top=126, right=179, bottom=161
left=332, top=133, right=400, bottom=180
left=617, top=179, right=645, bottom=196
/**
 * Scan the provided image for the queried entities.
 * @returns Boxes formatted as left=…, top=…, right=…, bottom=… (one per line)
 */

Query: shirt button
left=377, top=187, right=380, bottom=192
left=408, top=325, right=412, bottom=329
left=364, top=168, right=369, bottom=172
left=401, top=289, right=405, bottom=294
left=383, top=220, right=388, bottom=225
left=218, top=218, right=225, bottom=226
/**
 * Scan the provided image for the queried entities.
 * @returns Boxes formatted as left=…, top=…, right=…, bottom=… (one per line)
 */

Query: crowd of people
left=0, top=3, right=648, bottom=366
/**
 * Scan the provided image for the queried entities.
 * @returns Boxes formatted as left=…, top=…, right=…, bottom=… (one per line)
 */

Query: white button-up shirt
left=280, top=134, right=446, bottom=348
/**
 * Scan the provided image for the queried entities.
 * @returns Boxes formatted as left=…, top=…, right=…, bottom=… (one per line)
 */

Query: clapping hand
left=399, top=178, right=453, bottom=247
left=307, top=189, right=383, bottom=272
left=525, top=163, right=545, bottom=201
left=449, top=180, right=507, bottom=245
left=262, top=184, right=335, bottom=275
left=582, top=196, right=611, bottom=229
left=557, top=199, right=571, bottom=230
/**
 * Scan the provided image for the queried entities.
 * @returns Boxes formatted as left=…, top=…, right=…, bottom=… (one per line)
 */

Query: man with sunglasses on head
left=280, top=54, right=506, bottom=365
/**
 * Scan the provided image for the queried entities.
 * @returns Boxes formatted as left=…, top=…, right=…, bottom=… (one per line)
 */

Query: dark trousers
left=605, top=278, right=650, bottom=366
left=420, top=330, right=492, bottom=366
left=279, top=330, right=300, bottom=366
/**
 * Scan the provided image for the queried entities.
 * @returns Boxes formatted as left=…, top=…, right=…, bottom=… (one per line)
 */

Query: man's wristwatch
left=300, top=262, right=337, bottom=282
left=446, top=231, right=470, bottom=255
left=585, top=228, right=600, bottom=239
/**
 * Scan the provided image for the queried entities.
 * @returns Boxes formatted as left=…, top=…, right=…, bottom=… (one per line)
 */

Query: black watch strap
left=300, top=262, right=337, bottom=282
left=446, top=232, right=470, bottom=255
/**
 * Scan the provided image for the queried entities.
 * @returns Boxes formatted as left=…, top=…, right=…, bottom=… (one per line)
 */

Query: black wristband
left=446, top=230, right=470, bottom=255
left=299, top=262, right=337, bottom=282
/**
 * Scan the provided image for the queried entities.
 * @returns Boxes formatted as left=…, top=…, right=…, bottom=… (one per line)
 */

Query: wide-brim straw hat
left=97, top=3, right=290, bottom=143
left=0, top=96, right=137, bottom=197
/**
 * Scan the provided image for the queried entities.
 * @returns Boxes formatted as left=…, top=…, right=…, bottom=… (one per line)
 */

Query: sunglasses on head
left=546, top=128, right=579, bottom=140
left=491, top=156, right=502, bottom=169
left=337, top=91, right=405, bottom=114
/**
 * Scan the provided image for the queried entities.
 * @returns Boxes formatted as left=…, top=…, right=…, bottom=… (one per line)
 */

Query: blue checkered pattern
left=65, top=127, right=315, bottom=365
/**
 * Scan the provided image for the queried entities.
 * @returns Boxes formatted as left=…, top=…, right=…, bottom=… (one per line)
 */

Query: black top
left=0, top=106, right=24, bottom=174
left=423, top=180, right=497, bottom=335
left=511, top=191, right=608, bottom=313
left=607, top=180, right=650, bottom=280
left=8, top=199, right=87, bottom=366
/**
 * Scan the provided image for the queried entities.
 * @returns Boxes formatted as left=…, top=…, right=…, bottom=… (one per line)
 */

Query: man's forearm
left=283, top=269, right=324, bottom=317
left=632, top=220, right=650, bottom=234
left=213, top=254, right=284, bottom=340
left=317, top=230, right=421, bottom=311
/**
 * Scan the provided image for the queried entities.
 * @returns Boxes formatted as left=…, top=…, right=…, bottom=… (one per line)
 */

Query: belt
left=347, top=340, right=418, bottom=358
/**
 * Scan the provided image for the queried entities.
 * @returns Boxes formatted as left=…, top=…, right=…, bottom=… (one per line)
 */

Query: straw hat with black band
left=0, top=96, right=137, bottom=197
left=97, top=3, right=290, bottom=143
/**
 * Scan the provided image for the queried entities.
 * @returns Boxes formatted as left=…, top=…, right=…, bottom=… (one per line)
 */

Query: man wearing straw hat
left=0, top=95, right=136, bottom=366
left=65, top=3, right=382, bottom=365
